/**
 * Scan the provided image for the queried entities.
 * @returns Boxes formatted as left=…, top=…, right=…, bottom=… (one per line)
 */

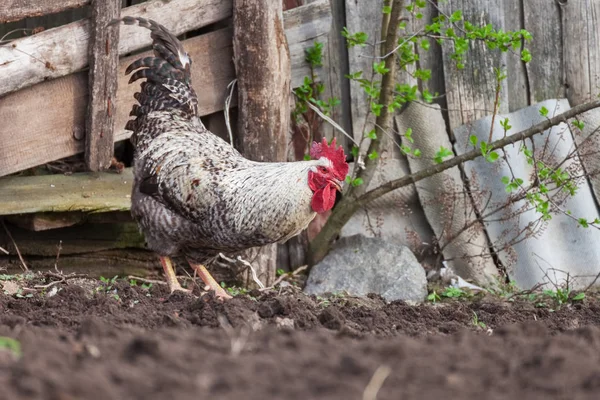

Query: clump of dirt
left=1, top=277, right=600, bottom=399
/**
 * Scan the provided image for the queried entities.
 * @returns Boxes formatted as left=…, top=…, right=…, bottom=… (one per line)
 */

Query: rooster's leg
left=186, top=259, right=232, bottom=300
left=159, top=256, right=189, bottom=293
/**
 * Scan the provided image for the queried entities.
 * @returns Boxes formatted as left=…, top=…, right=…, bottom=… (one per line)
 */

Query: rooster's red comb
left=310, top=138, right=349, bottom=179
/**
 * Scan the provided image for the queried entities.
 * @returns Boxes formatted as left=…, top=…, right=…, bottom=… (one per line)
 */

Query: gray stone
left=304, top=234, right=428, bottom=302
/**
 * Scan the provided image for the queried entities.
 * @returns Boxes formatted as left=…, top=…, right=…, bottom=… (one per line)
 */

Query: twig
left=0, top=246, right=8, bottom=255
left=362, top=365, right=392, bottom=400
left=54, top=240, right=62, bottom=273
left=357, top=99, right=600, bottom=207
left=304, top=100, right=359, bottom=146
left=33, top=272, right=88, bottom=289
left=1, top=220, right=28, bottom=272
left=218, top=253, right=265, bottom=289
left=260, top=265, right=308, bottom=291
left=224, top=78, right=237, bottom=147
left=126, top=275, right=167, bottom=286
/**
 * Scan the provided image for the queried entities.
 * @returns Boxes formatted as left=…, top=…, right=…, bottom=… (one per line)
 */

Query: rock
left=304, top=234, right=428, bottom=302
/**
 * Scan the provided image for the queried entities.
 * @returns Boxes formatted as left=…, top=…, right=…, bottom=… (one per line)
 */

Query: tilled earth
left=1, top=277, right=600, bottom=400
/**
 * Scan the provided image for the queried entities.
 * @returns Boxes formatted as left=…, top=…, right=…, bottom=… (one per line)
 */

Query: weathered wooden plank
left=233, top=0, right=291, bottom=287
left=5, top=211, right=133, bottom=231
left=412, top=2, right=446, bottom=113
left=440, top=0, right=509, bottom=131
left=560, top=1, right=600, bottom=209
left=0, top=221, right=144, bottom=256
left=0, top=168, right=133, bottom=215
left=2, top=249, right=156, bottom=278
left=85, top=0, right=121, bottom=171
left=0, top=0, right=89, bottom=23
left=562, top=0, right=600, bottom=106
left=284, top=0, right=333, bottom=99
left=502, top=0, right=529, bottom=112
left=345, top=0, right=384, bottom=140
left=325, top=0, right=353, bottom=145
left=0, top=29, right=234, bottom=177
left=523, top=0, right=564, bottom=103
left=0, top=0, right=233, bottom=97
left=0, top=2, right=332, bottom=177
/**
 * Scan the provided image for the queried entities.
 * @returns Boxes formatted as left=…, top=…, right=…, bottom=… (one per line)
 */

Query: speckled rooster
left=110, top=17, right=349, bottom=299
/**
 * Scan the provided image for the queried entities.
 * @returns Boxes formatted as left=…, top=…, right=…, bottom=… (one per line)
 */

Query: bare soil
left=1, top=277, right=600, bottom=400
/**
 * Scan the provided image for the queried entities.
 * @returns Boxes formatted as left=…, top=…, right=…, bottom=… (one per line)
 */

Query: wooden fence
left=1, top=0, right=599, bottom=278
left=0, top=0, right=334, bottom=277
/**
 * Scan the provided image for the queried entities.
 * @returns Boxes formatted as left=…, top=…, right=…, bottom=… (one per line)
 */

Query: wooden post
left=233, top=0, right=291, bottom=287
left=85, top=0, right=120, bottom=171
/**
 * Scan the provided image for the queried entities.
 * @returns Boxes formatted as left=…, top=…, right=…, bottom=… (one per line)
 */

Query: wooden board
left=523, top=0, right=564, bottom=103
left=0, top=221, right=144, bottom=256
left=439, top=0, right=509, bottom=130
left=345, top=0, right=384, bottom=140
left=0, top=0, right=233, bottom=97
left=0, top=168, right=133, bottom=215
left=0, top=1, right=332, bottom=177
left=284, top=0, right=333, bottom=94
left=561, top=0, right=600, bottom=106
left=85, top=0, right=121, bottom=171
left=0, top=0, right=88, bottom=23
left=502, top=0, right=529, bottom=112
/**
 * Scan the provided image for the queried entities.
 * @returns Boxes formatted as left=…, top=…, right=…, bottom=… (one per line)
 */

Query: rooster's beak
left=330, top=179, right=343, bottom=192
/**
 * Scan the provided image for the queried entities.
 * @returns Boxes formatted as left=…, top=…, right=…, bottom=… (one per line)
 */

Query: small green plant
left=96, top=275, right=120, bottom=301
left=276, top=268, right=286, bottom=277
left=427, top=290, right=441, bottom=303
left=541, top=287, right=585, bottom=308
left=0, top=336, right=22, bottom=359
left=441, top=287, right=466, bottom=299
left=471, top=312, right=487, bottom=329
left=219, top=282, right=249, bottom=297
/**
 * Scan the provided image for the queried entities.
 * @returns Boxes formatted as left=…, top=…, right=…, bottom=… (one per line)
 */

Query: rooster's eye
left=318, top=166, right=328, bottom=173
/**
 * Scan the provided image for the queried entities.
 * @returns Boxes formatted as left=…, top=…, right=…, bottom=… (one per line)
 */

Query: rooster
left=110, top=17, right=349, bottom=299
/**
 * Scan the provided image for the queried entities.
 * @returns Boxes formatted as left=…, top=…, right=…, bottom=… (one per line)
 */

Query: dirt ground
left=1, top=276, right=600, bottom=400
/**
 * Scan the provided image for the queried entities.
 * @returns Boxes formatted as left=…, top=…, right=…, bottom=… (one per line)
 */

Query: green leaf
left=480, top=141, right=488, bottom=155
left=368, top=151, right=379, bottom=160
left=501, top=176, right=510, bottom=185
left=382, top=5, right=391, bottom=14
left=521, top=48, right=532, bottom=63
left=351, top=177, right=364, bottom=187
left=414, top=69, right=431, bottom=81
left=539, top=106, right=549, bottom=117
left=573, top=120, right=585, bottom=130
left=413, top=148, right=422, bottom=157
left=371, top=102, right=383, bottom=116
left=573, top=292, right=585, bottom=301
left=420, top=38, right=430, bottom=51
left=366, top=129, right=378, bottom=140
left=404, top=127, right=414, bottom=143
left=0, top=337, right=22, bottom=359
left=373, top=61, right=390, bottom=75
left=469, top=135, right=478, bottom=147
left=434, top=146, right=453, bottom=164
left=450, top=10, right=463, bottom=22
left=579, top=218, right=589, bottom=228
left=486, top=151, right=499, bottom=162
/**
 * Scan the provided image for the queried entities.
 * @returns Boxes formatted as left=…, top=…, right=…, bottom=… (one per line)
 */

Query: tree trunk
left=233, top=0, right=291, bottom=287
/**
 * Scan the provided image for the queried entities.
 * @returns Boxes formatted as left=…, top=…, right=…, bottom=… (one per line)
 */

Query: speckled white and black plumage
left=113, top=17, right=345, bottom=265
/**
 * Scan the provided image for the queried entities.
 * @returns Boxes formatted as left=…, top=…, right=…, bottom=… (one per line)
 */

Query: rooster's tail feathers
left=109, top=17, right=198, bottom=131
